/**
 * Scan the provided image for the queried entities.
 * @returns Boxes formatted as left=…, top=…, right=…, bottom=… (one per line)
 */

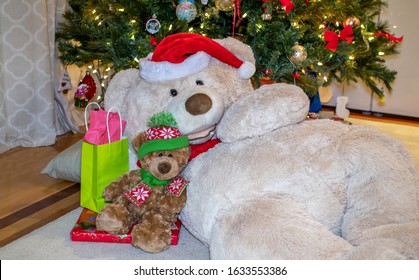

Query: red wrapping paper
left=70, top=208, right=181, bottom=245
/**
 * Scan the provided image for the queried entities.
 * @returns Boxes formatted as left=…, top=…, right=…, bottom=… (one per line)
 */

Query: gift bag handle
left=106, top=107, right=123, bottom=143
left=84, top=102, right=123, bottom=143
left=84, top=102, right=101, bottom=131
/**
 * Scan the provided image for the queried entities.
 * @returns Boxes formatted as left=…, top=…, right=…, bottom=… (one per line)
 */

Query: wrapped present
left=70, top=208, right=181, bottom=245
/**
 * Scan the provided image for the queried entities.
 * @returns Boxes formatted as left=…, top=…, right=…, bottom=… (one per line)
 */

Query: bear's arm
left=217, top=83, right=309, bottom=142
left=102, top=169, right=141, bottom=202
left=159, top=190, right=187, bottom=217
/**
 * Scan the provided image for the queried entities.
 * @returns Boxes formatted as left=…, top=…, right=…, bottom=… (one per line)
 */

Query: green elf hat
left=138, top=112, right=189, bottom=159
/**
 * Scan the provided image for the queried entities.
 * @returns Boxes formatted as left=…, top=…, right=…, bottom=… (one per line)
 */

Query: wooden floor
left=0, top=109, right=418, bottom=248
left=0, top=132, right=83, bottom=247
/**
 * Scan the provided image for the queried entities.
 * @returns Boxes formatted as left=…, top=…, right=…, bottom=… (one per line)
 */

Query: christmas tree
left=56, top=0, right=402, bottom=99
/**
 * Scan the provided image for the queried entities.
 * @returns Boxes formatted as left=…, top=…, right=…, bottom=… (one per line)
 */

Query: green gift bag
left=80, top=104, right=129, bottom=213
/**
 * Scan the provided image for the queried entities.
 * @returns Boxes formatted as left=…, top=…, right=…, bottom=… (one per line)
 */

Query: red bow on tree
left=279, top=0, right=294, bottom=13
left=374, top=31, right=403, bottom=43
left=324, top=25, right=354, bottom=52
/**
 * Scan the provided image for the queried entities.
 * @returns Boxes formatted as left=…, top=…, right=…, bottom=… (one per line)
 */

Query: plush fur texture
left=96, top=132, right=190, bottom=253
left=104, top=35, right=419, bottom=259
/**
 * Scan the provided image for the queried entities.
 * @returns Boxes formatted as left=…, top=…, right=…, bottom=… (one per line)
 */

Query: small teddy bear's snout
left=158, top=161, right=172, bottom=174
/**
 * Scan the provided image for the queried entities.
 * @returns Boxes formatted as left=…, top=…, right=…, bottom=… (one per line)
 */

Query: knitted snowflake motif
left=146, top=127, right=181, bottom=140
left=167, top=177, right=188, bottom=197
left=145, top=111, right=182, bottom=140
left=124, top=183, right=151, bottom=207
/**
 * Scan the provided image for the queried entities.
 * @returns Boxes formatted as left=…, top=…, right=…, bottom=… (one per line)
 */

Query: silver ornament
left=290, top=43, right=307, bottom=63
left=146, top=18, right=161, bottom=34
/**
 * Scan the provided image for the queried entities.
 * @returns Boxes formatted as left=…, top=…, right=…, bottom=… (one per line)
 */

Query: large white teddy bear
left=104, top=33, right=419, bottom=259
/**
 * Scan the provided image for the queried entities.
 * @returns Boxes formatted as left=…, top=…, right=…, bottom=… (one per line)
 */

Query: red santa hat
left=139, top=33, right=256, bottom=82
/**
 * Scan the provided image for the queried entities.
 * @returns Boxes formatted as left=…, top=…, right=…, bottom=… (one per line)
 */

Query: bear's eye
left=170, top=89, right=178, bottom=97
left=168, top=154, right=173, bottom=158
left=195, top=80, right=204, bottom=86
left=158, top=153, right=163, bottom=157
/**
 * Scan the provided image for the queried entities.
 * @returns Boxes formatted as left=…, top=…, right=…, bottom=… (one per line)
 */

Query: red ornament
left=74, top=71, right=96, bottom=107
left=150, top=36, right=158, bottom=46
left=292, top=71, right=301, bottom=80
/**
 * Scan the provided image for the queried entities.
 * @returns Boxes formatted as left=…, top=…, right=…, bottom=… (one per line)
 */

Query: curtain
left=0, top=0, right=76, bottom=154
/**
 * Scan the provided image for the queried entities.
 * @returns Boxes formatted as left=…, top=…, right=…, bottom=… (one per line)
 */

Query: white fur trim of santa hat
left=139, top=33, right=256, bottom=82
left=140, top=51, right=211, bottom=83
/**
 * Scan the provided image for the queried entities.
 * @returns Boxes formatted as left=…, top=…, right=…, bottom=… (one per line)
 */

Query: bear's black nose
left=158, top=162, right=172, bottom=174
left=185, top=93, right=212, bottom=115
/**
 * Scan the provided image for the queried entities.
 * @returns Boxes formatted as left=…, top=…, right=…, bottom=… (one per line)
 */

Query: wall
left=325, top=0, right=419, bottom=118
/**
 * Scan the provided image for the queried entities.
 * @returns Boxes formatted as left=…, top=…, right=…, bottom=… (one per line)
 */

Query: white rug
left=0, top=207, right=210, bottom=260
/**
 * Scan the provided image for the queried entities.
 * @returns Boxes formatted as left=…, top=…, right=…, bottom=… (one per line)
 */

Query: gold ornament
left=343, top=16, right=360, bottom=28
left=290, top=43, right=307, bottom=63
left=215, top=0, right=235, bottom=12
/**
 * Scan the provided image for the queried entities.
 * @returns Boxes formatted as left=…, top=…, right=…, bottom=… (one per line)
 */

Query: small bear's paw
left=96, top=204, right=131, bottom=235
left=131, top=216, right=172, bottom=253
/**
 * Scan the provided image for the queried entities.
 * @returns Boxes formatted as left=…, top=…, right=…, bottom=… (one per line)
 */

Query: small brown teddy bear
left=96, top=112, right=190, bottom=253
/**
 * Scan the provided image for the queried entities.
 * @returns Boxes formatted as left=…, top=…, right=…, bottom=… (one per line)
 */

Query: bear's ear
left=104, top=69, right=141, bottom=119
left=131, top=131, right=148, bottom=151
left=214, top=37, right=256, bottom=67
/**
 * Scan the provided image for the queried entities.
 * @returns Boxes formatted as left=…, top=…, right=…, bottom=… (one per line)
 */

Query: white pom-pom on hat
left=139, top=33, right=256, bottom=82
